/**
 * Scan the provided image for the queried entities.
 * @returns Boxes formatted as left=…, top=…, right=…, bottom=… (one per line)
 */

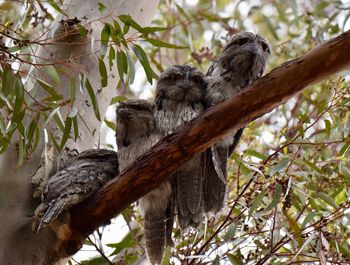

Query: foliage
left=1, top=0, right=350, bottom=264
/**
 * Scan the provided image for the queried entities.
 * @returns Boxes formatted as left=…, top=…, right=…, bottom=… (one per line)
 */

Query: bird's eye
left=170, top=73, right=182, bottom=81
left=261, top=42, right=270, bottom=53
left=237, top=37, right=250, bottom=45
left=191, top=75, right=203, bottom=83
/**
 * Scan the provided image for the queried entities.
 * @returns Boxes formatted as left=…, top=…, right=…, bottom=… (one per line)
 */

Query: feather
left=37, top=197, right=69, bottom=232
left=116, top=99, right=171, bottom=265
left=155, top=65, right=207, bottom=230
left=203, top=32, right=270, bottom=213
left=33, top=149, right=119, bottom=232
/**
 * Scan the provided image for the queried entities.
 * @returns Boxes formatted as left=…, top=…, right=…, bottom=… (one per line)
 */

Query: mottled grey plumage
left=155, top=65, right=207, bottom=229
left=31, top=147, right=79, bottom=198
left=34, top=149, right=119, bottom=231
left=116, top=99, right=171, bottom=265
left=204, top=32, right=270, bottom=212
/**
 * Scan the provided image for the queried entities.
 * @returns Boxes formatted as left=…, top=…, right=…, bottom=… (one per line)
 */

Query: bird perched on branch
left=33, top=149, right=119, bottom=232
left=155, top=65, right=207, bottom=230
left=31, top=147, right=79, bottom=199
left=116, top=99, right=171, bottom=265
left=204, top=32, right=271, bottom=212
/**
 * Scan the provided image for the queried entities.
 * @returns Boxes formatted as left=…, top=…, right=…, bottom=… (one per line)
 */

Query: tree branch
left=64, top=30, right=350, bottom=254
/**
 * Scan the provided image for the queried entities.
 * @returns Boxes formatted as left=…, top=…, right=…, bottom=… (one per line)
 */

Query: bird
left=31, top=147, right=79, bottom=199
left=154, top=65, right=208, bottom=229
left=116, top=99, right=171, bottom=265
left=33, top=149, right=119, bottom=232
left=204, top=32, right=271, bottom=213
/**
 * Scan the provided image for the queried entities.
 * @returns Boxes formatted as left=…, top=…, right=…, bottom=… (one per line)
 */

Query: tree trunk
left=0, top=1, right=158, bottom=264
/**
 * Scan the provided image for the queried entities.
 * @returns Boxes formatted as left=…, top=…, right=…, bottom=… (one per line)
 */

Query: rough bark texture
left=65, top=30, right=350, bottom=246
left=0, top=1, right=158, bottom=264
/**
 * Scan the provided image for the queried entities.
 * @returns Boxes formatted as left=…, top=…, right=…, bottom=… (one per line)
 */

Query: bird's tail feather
left=144, top=211, right=167, bottom=265
left=37, top=197, right=69, bottom=232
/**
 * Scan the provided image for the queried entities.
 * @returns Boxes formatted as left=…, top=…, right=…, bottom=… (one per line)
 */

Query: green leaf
left=44, top=107, right=61, bottom=128
left=303, top=160, right=324, bottom=174
left=107, top=24, right=121, bottom=47
left=81, top=257, right=110, bottom=265
left=97, top=2, right=106, bottom=12
left=37, top=78, right=63, bottom=100
left=231, top=153, right=250, bottom=175
left=127, top=51, right=135, bottom=84
left=337, top=243, right=350, bottom=260
left=60, top=116, right=72, bottom=149
left=72, top=115, right=79, bottom=140
left=44, top=65, right=61, bottom=85
left=297, top=124, right=305, bottom=138
left=118, top=14, right=143, bottom=33
left=334, top=186, right=347, bottom=205
left=120, top=51, right=128, bottom=74
left=345, top=114, right=350, bottom=137
left=224, top=224, right=236, bottom=241
left=70, top=78, right=76, bottom=104
left=108, top=232, right=135, bottom=255
left=16, top=116, right=25, bottom=137
left=27, top=117, right=38, bottom=142
left=162, top=246, right=171, bottom=265
left=116, top=51, right=124, bottom=82
left=100, top=24, right=110, bottom=57
left=12, top=74, right=24, bottom=123
left=123, top=24, right=130, bottom=34
left=53, top=113, right=64, bottom=133
left=113, top=19, right=122, bottom=34
left=246, top=149, right=268, bottom=160
left=85, top=79, right=101, bottom=121
left=116, top=50, right=128, bottom=82
left=262, top=183, right=282, bottom=213
left=48, top=129, right=60, bottom=150
left=98, top=58, right=108, bottom=87
left=77, top=24, right=88, bottom=37
left=340, top=164, right=350, bottom=182
left=227, top=252, right=242, bottom=265
left=145, top=38, right=187, bottom=49
left=132, top=44, right=156, bottom=84
left=108, top=46, right=115, bottom=70
left=47, top=0, right=67, bottom=15
left=175, top=3, right=191, bottom=20
left=301, top=212, right=318, bottom=228
left=270, top=158, right=289, bottom=175
left=313, top=192, right=338, bottom=209
left=249, top=189, right=268, bottom=215
left=104, top=119, right=116, bottom=132
left=324, top=119, right=331, bottom=136
left=6, top=46, right=21, bottom=53
left=142, top=26, right=167, bottom=34
left=338, top=141, right=350, bottom=156
left=2, top=64, right=16, bottom=97
left=110, top=96, right=127, bottom=105
left=112, top=20, right=127, bottom=47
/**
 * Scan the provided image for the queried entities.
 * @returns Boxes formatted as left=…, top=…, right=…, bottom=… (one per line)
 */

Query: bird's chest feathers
left=118, top=134, right=160, bottom=171
left=156, top=103, right=203, bottom=135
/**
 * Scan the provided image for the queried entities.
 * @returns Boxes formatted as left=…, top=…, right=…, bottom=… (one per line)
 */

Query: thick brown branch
left=64, top=30, right=350, bottom=253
